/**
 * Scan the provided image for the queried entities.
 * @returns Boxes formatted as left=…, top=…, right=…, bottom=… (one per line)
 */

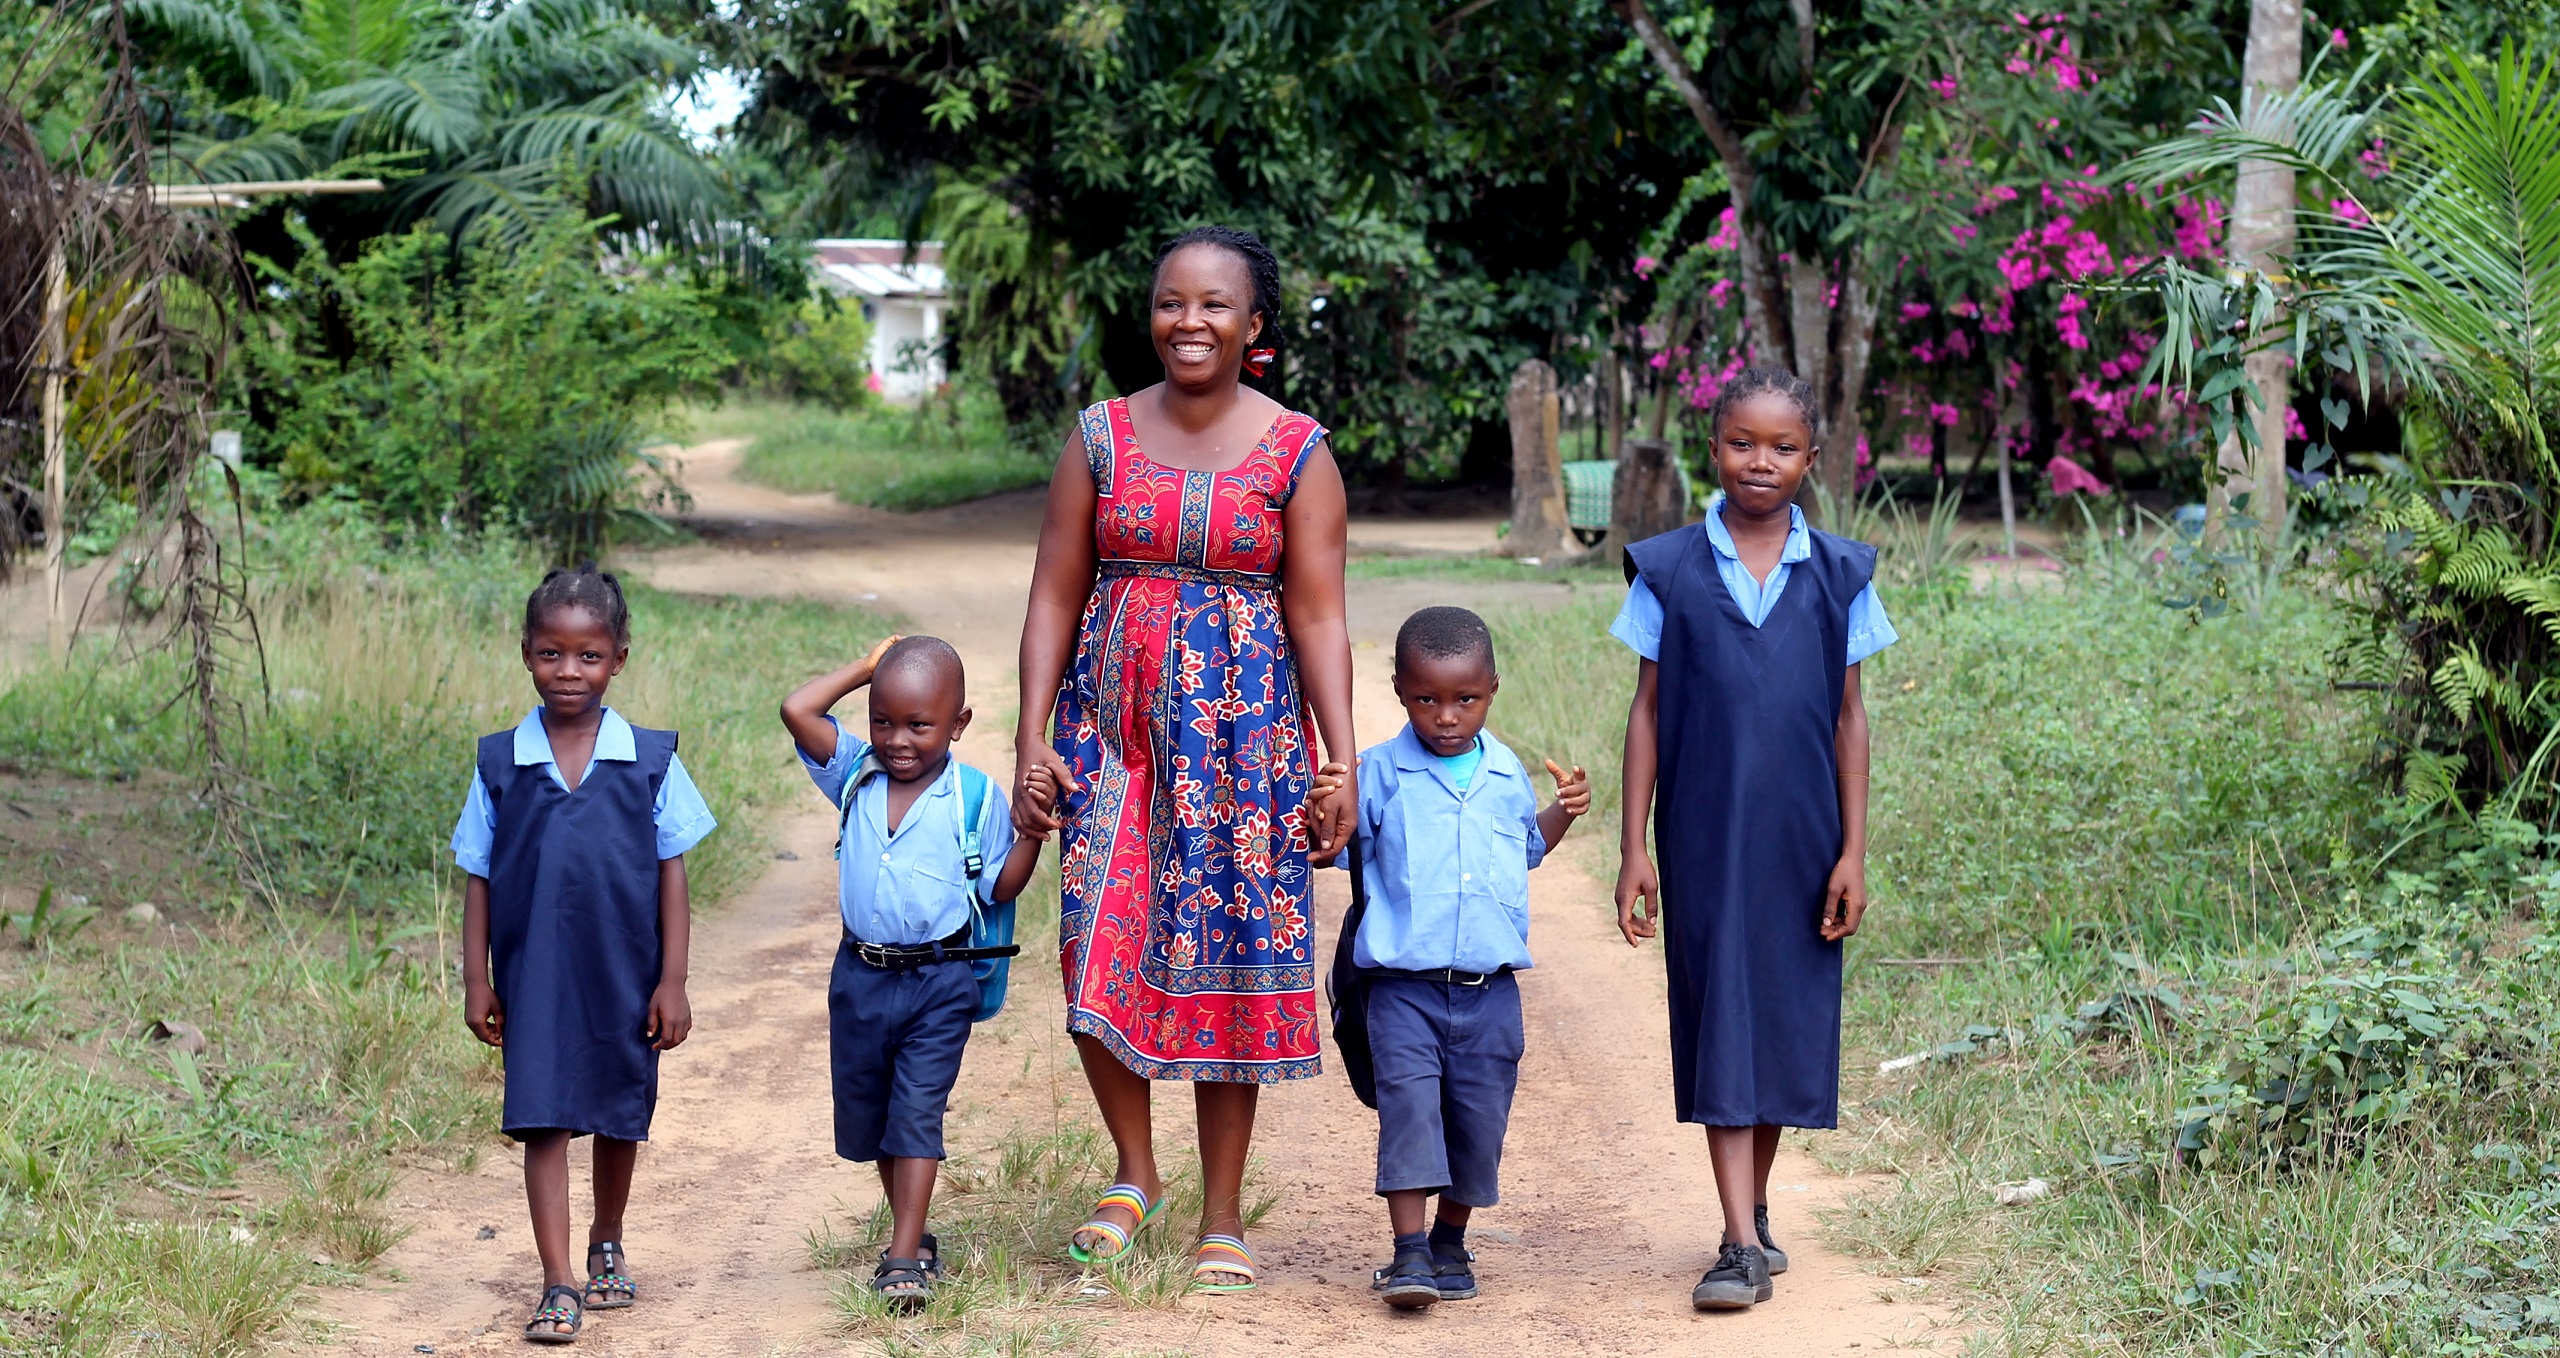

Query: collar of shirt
left=1702, top=492, right=1812, bottom=569
left=1391, top=725, right=1509, bottom=797
left=511, top=706, right=636, bottom=767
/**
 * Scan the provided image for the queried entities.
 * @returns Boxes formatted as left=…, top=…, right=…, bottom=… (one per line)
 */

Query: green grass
left=1483, top=548, right=2560, bottom=1354
left=0, top=508, right=889, bottom=1355
left=685, top=389, right=1055, bottom=512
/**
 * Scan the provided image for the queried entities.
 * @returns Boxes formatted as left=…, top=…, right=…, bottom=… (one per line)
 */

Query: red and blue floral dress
left=1053, top=396, right=1325, bottom=1083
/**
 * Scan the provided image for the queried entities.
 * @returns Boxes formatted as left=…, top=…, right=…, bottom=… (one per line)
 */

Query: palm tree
left=126, top=0, right=728, bottom=246
left=2126, top=48, right=2560, bottom=816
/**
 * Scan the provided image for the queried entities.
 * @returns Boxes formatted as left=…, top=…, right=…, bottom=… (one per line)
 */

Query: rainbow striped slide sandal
left=1191, top=1234, right=1257, bottom=1293
left=1067, top=1183, right=1166, bottom=1264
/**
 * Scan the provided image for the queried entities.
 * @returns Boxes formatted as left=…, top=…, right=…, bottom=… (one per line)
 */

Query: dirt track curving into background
left=288, top=441, right=1955, bottom=1357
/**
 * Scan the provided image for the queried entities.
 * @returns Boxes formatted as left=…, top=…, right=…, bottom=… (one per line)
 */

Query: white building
left=811, top=239, right=948, bottom=402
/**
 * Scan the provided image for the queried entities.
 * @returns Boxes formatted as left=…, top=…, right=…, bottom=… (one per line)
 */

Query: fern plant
left=2130, top=48, right=2560, bottom=819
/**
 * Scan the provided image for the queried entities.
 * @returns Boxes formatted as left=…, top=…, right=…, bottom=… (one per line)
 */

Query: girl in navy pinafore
left=453, top=564, right=716, bottom=1343
left=1611, top=370, right=1896, bottom=1312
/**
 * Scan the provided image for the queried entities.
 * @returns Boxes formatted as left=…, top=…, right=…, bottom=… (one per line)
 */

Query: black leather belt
left=1364, top=966, right=1513, bottom=987
left=844, top=926, right=1021, bottom=971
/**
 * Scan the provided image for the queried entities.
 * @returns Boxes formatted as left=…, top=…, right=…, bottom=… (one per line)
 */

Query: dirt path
left=293, top=444, right=1952, bottom=1356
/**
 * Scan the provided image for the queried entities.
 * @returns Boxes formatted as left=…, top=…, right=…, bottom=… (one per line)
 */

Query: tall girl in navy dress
left=453, top=564, right=717, bottom=1344
left=1611, top=369, right=1897, bottom=1313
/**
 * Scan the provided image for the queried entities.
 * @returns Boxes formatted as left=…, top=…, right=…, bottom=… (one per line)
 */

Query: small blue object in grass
left=2173, top=504, right=2207, bottom=538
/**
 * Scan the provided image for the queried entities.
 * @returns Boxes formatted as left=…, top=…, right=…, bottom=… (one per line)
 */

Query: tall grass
left=0, top=507, right=888, bottom=1355
left=685, top=389, right=1053, bottom=512
left=1480, top=553, right=2560, bottom=1354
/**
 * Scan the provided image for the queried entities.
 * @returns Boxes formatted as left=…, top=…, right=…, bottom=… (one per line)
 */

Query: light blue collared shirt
left=801, top=717, right=1019, bottom=946
left=1608, top=495, right=1900, bottom=666
left=449, top=707, right=718, bottom=877
left=1346, top=726, right=1548, bottom=974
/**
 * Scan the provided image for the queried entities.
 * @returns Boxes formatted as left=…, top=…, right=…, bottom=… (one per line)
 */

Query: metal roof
left=812, top=238, right=945, bottom=299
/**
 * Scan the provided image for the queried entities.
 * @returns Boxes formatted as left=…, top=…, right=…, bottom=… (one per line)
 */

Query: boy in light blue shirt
left=780, top=633, right=1049, bottom=1312
left=1308, top=606, right=1590, bottom=1311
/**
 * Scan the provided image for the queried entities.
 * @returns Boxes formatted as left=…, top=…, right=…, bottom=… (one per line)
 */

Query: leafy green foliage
left=129, top=0, right=729, bottom=250
left=754, top=295, right=875, bottom=411
left=240, top=215, right=728, bottom=558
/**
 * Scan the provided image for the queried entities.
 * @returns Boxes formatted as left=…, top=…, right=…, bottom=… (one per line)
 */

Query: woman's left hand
left=1308, top=760, right=1356, bottom=855
left=648, top=980, right=693, bottom=1050
left=1819, top=857, right=1868, bottom=941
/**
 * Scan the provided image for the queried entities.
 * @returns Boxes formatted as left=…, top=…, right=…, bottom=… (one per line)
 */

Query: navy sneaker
left=1755, top=1205, right=1788, bottom=1275
left=1432, top=1242, right=1478, bottom=1301
left=1692, top=1242, right=1773, bottom=1310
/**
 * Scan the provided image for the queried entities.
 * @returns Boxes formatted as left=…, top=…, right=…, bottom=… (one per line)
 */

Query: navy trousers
left=827, top=938, right=975, bottom=1162
left=1367, top=973, right=1524, bottom=1206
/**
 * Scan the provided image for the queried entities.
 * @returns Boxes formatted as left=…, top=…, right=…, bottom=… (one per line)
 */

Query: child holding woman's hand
left=1612, top=369, right=1898, bottom=1312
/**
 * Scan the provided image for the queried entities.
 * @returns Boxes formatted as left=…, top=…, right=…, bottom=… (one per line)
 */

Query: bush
left=758, top=296, right=876, bottom=411
left=240, top=215, right=731, bottom=560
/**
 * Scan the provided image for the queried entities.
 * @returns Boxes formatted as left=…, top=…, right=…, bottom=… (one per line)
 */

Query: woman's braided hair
left=1152, top=225, right=1284, bottom=389
left=1708, top=366, right=1822, bottom=447
left=521, top=560, right=630, bottom=647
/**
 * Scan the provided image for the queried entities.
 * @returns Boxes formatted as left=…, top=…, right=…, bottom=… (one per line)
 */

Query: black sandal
left=1376, top=1244, right=1440, bottom=1310
left=524, top=1283, right=583, bottom=1344
left=584, top=1241, right=635, bottom=1310
left=885, top=1233, right=944, bottom=1280
left=1432, top=1242, right=1479, bottom=1301
left=872, top=1257, right=933, bottom=1312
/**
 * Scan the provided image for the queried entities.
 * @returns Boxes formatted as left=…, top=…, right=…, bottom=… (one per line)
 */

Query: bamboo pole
left=41, top=239, right=67, bottom=658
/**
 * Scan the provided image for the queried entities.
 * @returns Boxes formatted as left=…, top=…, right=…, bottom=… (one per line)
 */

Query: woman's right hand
left=1014, top=741, right=1082, bottom=838
left=1614, top=852, right=1661, bottom=948
left=465, top=981, right=504, bottom=1047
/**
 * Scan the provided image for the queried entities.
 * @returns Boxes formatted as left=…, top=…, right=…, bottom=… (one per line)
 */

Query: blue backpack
left=836, top=759, right=1018, bottom=1022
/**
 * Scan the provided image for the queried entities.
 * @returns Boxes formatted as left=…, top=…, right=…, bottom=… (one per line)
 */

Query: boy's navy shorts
left=827, top=936, right=974, bottom=1162
left=1367, top=971, right=1524, bottom=1206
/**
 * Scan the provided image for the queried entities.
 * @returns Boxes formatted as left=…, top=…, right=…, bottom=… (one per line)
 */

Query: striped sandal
left=1191, top=1234, right=1257, bottom=1293
left=1067, top=1183, right=1166, bottom=1264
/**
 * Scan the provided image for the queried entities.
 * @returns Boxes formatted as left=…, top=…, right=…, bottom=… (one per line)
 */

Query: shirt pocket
left=1470, top=813, right=1533, bottom=911
left=896, top=853, right=974, bottom=932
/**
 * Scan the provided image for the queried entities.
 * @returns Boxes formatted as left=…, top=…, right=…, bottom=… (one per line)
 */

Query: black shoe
left=1755, top=1205, right=1789, bottom=1275
left=1432, top=1242, right=1478, bottom=1301
left=1692, top=1242, right=1773, bottom=1310
left=1378, top=1244, right=1441, bottom=1309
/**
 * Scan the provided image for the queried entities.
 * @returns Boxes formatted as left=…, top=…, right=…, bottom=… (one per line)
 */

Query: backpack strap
left=955, top=763, right=988, bottom=885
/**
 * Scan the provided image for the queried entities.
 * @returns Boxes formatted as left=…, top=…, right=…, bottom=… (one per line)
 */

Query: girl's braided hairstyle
left=522, top=560, right=630, bottom=647
left=1152, top=225, right=1284, bottom=390
left=1708, top=367, right=1822, bottom=448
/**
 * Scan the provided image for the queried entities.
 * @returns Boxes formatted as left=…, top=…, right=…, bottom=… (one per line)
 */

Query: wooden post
left=1507, top=359, right=1567, bottom=559
left=41, top=239, right=67, bottom=658
left=1607, top=437, right=1687, bottom=556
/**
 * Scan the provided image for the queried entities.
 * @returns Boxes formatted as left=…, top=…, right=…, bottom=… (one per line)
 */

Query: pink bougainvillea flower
left=2360, top=138, right=2390, bottom=179
left=2284, top=406, right=2307, bottom=442
left=2055, top=292, right=2091, bottom=350
left=1950, top=297, right=1981, bottom=319
left=1901, top=301, right=1932, bottom=322
left=2330, top=27, right=2348, bottom=50
left=1634, top=255, right=1658, bottom=278
left=1707, top=277, right=1735, bottom=308
left=1930, top=72, right=1960, bottom=98
left=1951, top=222, right=1979, bottom=245
left=1943, top=329, right=1975, bottom=359
left=1930, top=402, right=1961, bottom=426
left=1707, top=207, right=1741, bottom=252
left=2047, top=455, right=2112, bottom=497
left=2332, top=197, right=2370, bottom=227
left=1975, top=184, right=2020, bottom=216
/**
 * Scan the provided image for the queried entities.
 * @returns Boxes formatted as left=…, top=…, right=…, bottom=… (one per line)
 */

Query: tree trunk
left=1606, top=437, right=1689, bottom=558
left=2218, top=0, right=2303, bottom=547
left=1508, top=359, right=1569, bottom=559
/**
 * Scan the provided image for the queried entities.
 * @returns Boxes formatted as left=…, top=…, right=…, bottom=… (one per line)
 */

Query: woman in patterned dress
left=1014, top=226, right=1357, bottom=1290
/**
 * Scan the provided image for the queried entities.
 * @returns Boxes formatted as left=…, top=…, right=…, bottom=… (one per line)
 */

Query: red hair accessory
left=1243, top=347, right=1277, bottom=378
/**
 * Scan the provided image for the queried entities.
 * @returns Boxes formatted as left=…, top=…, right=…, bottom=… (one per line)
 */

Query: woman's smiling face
left=1151, top=242, right=1262, bottom=390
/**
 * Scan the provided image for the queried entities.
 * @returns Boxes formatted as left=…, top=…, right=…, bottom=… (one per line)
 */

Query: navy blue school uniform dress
left=452, top=708, right=718, bottom=1141
left=1614, top=497, right=1896, bottom=1128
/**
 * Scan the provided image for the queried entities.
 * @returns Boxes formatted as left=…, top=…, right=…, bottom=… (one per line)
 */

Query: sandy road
left=290, top=440, right=1951, bottom=1356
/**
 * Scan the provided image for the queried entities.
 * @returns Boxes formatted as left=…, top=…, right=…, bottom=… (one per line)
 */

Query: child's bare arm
left=462, top=875, right=501, bottom=1046
left=780, top=633, right=901, bottom=762
left=651, top=856, right=693, bottom=1049
left=1822, top=663, right=1872, bottom=942
left=1614, top=659, right=1661, bottom=947
left=1537, top=758, right=1591, bottom=850
left=991, top=774, right=1053, bottom=903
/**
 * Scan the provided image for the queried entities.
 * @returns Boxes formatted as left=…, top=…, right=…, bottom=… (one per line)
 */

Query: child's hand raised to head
left=1820, top=854, right=1869, bottom=942
left=1304, top=760, right=1351, bottom=866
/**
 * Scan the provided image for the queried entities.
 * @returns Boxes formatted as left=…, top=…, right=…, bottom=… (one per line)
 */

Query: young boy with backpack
left=781, top=634, right=1050, bottom=1311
